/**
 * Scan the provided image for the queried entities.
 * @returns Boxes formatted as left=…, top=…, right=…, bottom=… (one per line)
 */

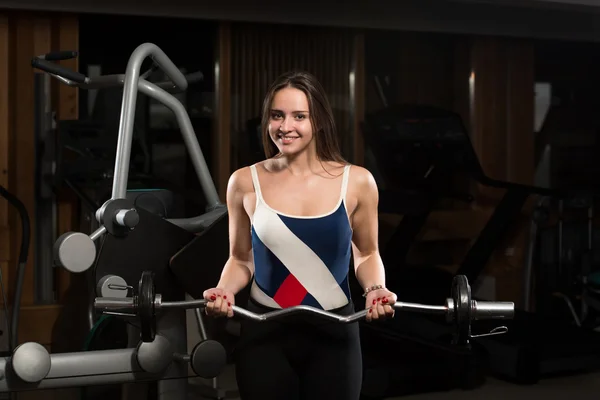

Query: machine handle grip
left=31, top=58, right=86, bottom=83
left=472, top=301, right=514, bottom=320
left=42, top=51, right=78, bottom=61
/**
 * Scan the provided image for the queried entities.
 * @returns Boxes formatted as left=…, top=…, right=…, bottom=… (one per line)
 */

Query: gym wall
left=363, top=32, right=536, bottom=304
left=0, top=11, right=78, bottom=348
left=228, top=23, right=359, bottom=170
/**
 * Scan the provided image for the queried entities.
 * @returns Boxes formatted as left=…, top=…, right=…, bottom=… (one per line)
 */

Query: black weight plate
left=452, top=275, right=471, bottom=345
left=190, top=339, right=227, bottom=379
left=451, top=277, right=459, bottom=343
left=463, top=276, right=472, bottom=342
left=139, top=271, right=156, bottom=342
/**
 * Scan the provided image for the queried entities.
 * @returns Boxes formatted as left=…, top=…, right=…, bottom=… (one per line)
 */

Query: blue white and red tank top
left=249, top=163, right=353, bottom=311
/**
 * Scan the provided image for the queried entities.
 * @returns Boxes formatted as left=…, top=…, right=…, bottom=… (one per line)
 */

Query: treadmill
left=356, top=104, right=490, bottom=398
left=357, top=103, right=600, bottom=398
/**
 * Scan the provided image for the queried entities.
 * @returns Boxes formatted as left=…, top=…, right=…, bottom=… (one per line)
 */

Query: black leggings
left=234, top=299, right=363, bottom=400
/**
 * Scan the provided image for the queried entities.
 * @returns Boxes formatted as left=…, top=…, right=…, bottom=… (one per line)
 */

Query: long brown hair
left=260, top=71, right=346, bottom=163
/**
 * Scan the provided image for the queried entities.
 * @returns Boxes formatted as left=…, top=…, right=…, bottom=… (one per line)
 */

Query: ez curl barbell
left=94, top=271, right=514, bottom=345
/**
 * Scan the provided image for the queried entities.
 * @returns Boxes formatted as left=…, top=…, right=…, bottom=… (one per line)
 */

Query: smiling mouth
left=278, top=134, right=299, bottom=144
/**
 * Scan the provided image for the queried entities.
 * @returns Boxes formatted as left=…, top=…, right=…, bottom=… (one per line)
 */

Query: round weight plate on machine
left=451, top=275, right=471, bottom=345
left=190, top=339, right=227, bottom=379
left=138, top=271, right=156, bottom=342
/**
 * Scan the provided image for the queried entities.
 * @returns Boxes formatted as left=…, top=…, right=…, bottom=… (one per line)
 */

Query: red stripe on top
left=273, top=274, right=308, bottom=308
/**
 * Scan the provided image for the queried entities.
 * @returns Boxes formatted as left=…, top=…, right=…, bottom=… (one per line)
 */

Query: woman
left=202, top=70, right=397, bottom=400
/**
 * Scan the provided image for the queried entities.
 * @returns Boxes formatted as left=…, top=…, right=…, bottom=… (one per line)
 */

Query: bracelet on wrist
left=362, top=284, right=385, bottom=297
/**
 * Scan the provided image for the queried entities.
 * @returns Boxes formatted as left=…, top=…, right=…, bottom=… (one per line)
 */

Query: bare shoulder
left=227, top=165, right=255, bottom=195
left=321, top=161, right=349, bottom=177
left=348, top=165, right=378, bottom=191
left=347, top=165, right=379, bottom=209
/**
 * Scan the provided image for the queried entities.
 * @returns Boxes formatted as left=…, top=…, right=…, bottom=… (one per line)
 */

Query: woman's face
left=268, top=87, right=315, bottom=157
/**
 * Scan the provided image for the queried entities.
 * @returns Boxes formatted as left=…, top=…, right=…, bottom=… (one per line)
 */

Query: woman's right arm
left=215, top=168, right=254, bottom=295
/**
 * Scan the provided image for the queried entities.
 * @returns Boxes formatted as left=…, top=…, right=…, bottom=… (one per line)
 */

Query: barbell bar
left=94, top=271, right=515, bottom=345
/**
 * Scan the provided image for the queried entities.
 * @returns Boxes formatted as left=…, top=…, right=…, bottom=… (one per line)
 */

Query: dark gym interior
left=1, top=0, right=600, bottom=399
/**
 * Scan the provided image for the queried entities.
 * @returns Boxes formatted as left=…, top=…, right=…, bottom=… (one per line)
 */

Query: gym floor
left=399, top=372, right=600, bottom=400
left=190, top=366, right=600, bottom=400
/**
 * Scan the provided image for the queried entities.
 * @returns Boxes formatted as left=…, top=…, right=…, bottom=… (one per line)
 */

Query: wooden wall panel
left=0, top=11, right=79, bottom=347
left=12, top=14, right=38, bottom=306
left=32, top=17, right=52, bottom=55
left=471, top=37, right=509, bottom=190
left=469, top=36, right=535, bottom=302
left=230, top=23, right=356, bottom=170
left=8, top=13, right=79, bottom=307
left=470, top=36, right=536, bottom=196
left=452, top=38, right=472, bottom=135
left=506, top=41, right=535, bottom=186
left=469, top=37, right=535, bottom=183
left=394, top=33, right=455, bottom=110
left=364, top=32, right=462, bottom=115
left=0, top=15, right=9, bottom=231
left=0, top=15, right=10, bottom=295
left=52, top=14, right=79, bottom=303
left=54, top=15, right=79, bottom=121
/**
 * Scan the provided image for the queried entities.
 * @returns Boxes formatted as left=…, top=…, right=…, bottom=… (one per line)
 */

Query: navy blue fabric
left=278, top=203, right=352, bottom=287
left=251, top=226, right=293, bottom=298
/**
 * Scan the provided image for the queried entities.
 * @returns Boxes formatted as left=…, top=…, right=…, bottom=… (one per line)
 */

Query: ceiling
left=459, top=0, right=600, bottom=10
left=1, top=0, right=600, bottom=42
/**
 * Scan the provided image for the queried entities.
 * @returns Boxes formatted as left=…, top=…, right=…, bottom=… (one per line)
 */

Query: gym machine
left=27, top=43, right=227, bottom=398
left=0, top=43, right=513, bottom=399
left=360, top=100, right=600, bottom=391
left=358, top=103, right=532, bottom=397
left=31, top=48, right=220, bottom=273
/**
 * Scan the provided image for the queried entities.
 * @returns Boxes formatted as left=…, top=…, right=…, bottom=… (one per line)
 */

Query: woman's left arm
left=351, top=167, right=397, bottom=321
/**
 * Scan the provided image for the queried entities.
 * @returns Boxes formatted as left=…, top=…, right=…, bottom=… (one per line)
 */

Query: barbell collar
left=445, top=298, right=455, bottom=323
left=472, top=300, right=515, bottom=320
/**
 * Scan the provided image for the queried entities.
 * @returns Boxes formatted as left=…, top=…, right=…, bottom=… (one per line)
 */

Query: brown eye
left=295, top=114, right=306, bottom=120
left=271, top=113, right=282, bottom=120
